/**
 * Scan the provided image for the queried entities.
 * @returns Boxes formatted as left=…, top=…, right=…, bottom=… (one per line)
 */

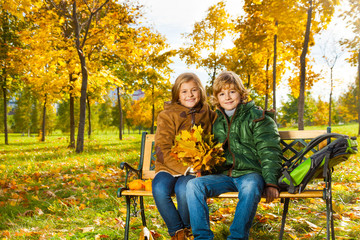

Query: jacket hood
left=216, top=101, right=255, bottom=118
left=164, top=101, right=205, bottom=113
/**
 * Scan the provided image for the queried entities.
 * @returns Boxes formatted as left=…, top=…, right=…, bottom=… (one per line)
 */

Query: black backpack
left=278, top=133, right=358, bottom=194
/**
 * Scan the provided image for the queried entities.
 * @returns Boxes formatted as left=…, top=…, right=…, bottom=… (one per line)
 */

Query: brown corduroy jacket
left=154, top=101, right=216, bottom=176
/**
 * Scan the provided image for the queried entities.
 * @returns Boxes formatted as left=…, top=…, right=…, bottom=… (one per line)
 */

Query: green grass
left=0, top=123, right=359, bottom=239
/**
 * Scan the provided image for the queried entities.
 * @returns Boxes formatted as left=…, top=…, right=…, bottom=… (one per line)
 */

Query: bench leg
left=140, top=196, right=147, bottom=227
left=279, top=198, right=290, bottom=240
left=325, top=173, right=335, bottom=240
left=124, top=196, right=131, bottom=240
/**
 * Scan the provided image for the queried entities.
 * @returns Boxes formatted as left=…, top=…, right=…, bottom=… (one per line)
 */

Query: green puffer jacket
left=213, top=101, right=282, bottom=187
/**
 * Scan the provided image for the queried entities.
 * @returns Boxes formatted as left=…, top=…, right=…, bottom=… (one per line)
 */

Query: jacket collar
left=164, top=101, right=204, bottom=114
left=217, top=101, right=254, bottom=118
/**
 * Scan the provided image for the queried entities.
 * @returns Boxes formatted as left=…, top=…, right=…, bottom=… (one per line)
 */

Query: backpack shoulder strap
left=291, top=133, right=346, bottom=167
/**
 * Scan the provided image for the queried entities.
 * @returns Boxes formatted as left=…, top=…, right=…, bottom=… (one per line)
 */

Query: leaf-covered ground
left=0, top=124, right=359, bottom=239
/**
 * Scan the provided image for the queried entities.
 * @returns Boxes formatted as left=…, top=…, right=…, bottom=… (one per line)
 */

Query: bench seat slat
left=120, top=190, right=323, bottom=198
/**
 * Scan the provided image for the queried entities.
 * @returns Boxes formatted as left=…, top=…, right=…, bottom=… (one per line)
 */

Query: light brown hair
left=212, top=71, right=249, bottom=107
left=171, top=72, right=206, bottom=104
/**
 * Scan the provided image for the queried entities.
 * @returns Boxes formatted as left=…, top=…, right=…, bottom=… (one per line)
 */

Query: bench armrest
left=120, top=162, right=142, bottom=187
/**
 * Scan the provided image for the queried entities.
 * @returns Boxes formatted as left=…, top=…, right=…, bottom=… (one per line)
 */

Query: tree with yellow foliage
left=180, top=1, right=233, bottom=87
left=136, top=31, right=174, bottom=134
left=0, top=5, right=26, bottom=144
left=20, top=3, right=74, bottom=142
left=297, top=0, right=337, bottom=130
left=341, top=0, right=360, bottom=135
left=336, top=82, right=359, bottom=124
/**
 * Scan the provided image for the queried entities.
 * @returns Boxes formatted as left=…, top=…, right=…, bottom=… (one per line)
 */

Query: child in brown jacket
left=152, top=72, right=216, bottom=239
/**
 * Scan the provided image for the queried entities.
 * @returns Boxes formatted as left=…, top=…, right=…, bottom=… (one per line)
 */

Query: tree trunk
left=75, top=52, right=88, bottom=153
left=265, top=58, right=270, bottom=110
left=272, top=21, right=278, bottom=122
left=358, top=49, right=360, bottom=136
left=41, top=95, right=47, bottom=142
left=87, top=95, right=91, bottom=138
left=329, top=67, right=333, bottom=127
left=151, top=85, right=155, bottom=134
left=69, top=74, right=75, bottom=148
left=2, top=83, right=8, bottom=145
left=72, top=0, right=108, bottom=151
left=211, top=65, right=217, bottom=87
left=73, top=1, right=87, bottom=153
left=117, top=87, right=123, bottom=140
left=298, top=0, right=313, bottom=130
left=247, top=74, right=251, bottom=88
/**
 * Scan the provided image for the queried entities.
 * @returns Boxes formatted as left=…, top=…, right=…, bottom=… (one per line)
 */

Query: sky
left=140, top=0, right=357, bottom=105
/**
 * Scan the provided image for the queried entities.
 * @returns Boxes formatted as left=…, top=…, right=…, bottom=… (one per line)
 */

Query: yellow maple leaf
left=171, top=125, right=226, bottom=173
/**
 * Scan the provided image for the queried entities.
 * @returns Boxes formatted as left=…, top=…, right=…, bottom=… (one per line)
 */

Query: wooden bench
left=118, top=129, right=339, bottom=240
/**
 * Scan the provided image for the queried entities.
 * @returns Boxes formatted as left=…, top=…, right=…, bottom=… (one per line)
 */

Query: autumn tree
left=111, top=91, right=132, bottom=134
left=278, top=93, right=317, bottom=127
left=336, top=81, right=359, bottom=124
left=128, top=98, right=153, bottom=131
left=341, top=0, right=360, bottom=135
left=12, top=87, right=40, bottom=135
left=319, top=34, right=343, bottom=127
left=0, top=6, right=24, bottom=144
left=229, top=0, right=278, bottom=110
left=261, top=0, right=305, bottom=113
left=56, top=98, right=80, bottom=133
left=228, top=0, right=303, bottom=113
left=313, top=96, right=329, bottom=125
left=98, top=95, right=113, bottom=131
left=72, top=0, right=109, bottom=152
left=180, top=1, right=232, bottom=87
left=42, top=0, right=110, bottom=151
left=297, top=0, right=336, bottom=130
left=96, top=2, right=147, bottom=140
left=136, top=31, right=174, bottom=134
left=19, top=1, right=80, bottom=142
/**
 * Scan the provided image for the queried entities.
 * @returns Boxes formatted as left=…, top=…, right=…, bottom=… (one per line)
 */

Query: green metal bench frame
left=118, top=128, right=339, bottom=240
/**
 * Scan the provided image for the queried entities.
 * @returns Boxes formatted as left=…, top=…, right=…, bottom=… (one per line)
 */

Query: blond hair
left=212, top=71, right=249, bottom=107
left=171, top=72, right=206, bottom=104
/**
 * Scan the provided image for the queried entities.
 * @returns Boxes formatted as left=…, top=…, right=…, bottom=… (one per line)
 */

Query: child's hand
left=265, top=186, right=279, bottom=203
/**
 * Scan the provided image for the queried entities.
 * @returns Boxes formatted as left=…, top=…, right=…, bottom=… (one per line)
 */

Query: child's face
left=179, top=80, right=201, bottom=108
left=217, top=84, right=241, bottom=111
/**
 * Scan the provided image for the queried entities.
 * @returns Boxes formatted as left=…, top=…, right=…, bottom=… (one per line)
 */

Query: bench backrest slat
left=140, top=130, right=327, bottom=180
left=142, top=134, right=156, bottom=179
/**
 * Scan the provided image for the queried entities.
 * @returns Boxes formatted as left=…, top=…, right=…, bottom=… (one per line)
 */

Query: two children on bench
left=153, top=71, right=282, bottom=240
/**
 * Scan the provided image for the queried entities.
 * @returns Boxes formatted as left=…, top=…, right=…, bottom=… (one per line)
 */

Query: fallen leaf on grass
left=44, top=190, right=56, bottom=198
left=1, top=230, right=10, bottom=237
left=94, top=217, right=102, bottom=226
left=14, top=228, right=41, bottom=237
left=343, top=212, right=360, bottom=220
left=35, top=207, right=44, bottom=215
left=114, top=218, right=125, bottom=229
left=95, top=234, right=109, bottom=239
left=289, top=217, right=321, bottom=231
left=147, top=204, right=156, bottom=210
left=289, top=233, right=299, bottom=240
left=23, top=210, right=35, bottom=216
left=80, top=226, right=94, bottom=233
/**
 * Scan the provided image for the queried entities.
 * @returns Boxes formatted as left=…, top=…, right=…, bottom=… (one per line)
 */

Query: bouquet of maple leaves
left=170, top=125, right=226, bottom=173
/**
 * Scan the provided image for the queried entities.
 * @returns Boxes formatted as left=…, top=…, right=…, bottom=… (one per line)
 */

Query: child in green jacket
left=186, top=71, right=282, bottom=240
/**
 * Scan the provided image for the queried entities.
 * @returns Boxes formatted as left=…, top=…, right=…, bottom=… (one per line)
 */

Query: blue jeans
left=152, top=172, right=195, bottom=236
left=186, top=173, right=265, bottom=240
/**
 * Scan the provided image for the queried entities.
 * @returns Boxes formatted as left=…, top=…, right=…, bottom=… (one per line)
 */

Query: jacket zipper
left=219, top=107, right=238, bottom=177
left=189, top=107, right=197, bottom=126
